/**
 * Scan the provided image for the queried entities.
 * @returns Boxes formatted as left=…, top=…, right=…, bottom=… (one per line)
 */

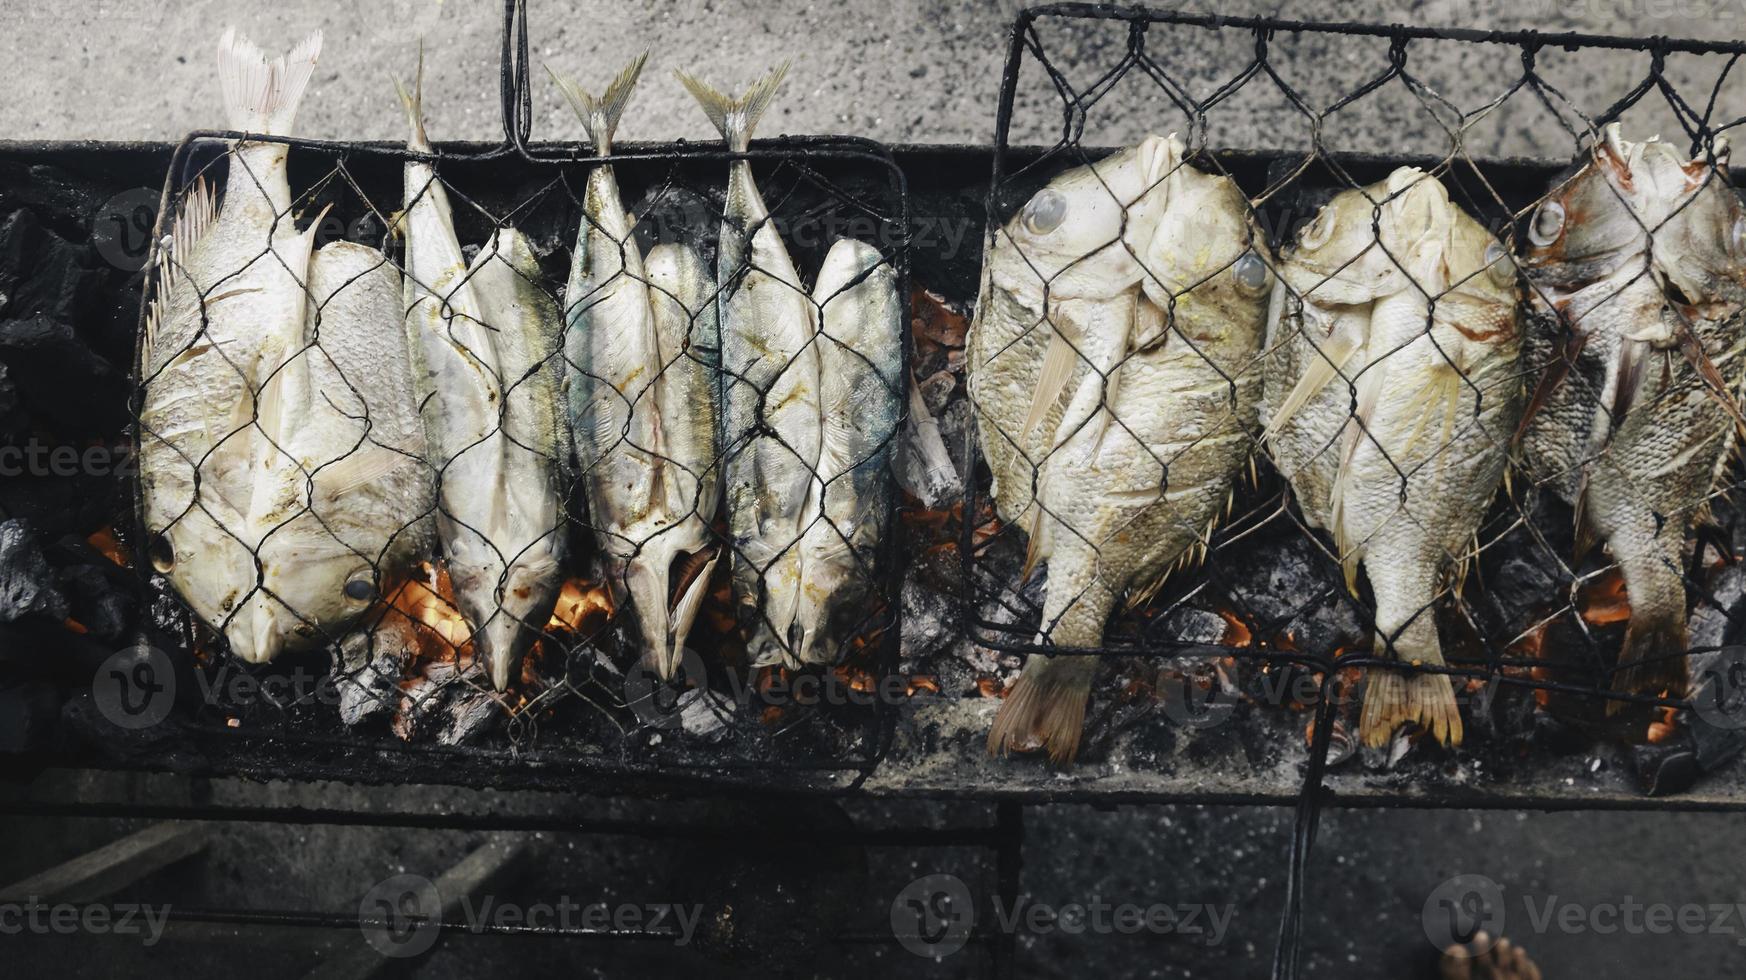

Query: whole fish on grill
left=792, top=239, right=904, bottom=666
left=139, top=27, right=333, bottom=662
left=678, top=64, right=823, bottom=667
left=242, top=243, right=436, bottom=655
left=967, top=135, right=1181, bottom=533
left=984, top=138, right=1273, bottom=764
left=1261, top=168, right=1523, bottom=748
left=1519, top=125, right=1746, bottom=703
left=553, top=56, right=722, bottom=680
left=395, top=56, right=567, bottom=690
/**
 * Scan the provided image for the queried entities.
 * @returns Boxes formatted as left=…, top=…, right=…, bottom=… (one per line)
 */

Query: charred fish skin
left=678, top=64, right=822, bottom=667
left=239, top=242, right=437, bottom=661
left=791, top=239, right=904, bottom=668
left=1520, top=125, right=1746, bottom=702
left=967, top=136, right=1183, bottom=534
left=1262, top=168, right=1524, bottom=748
left=985, top=144, right=1273, bottom=765
left=395, top=58, right=567, bottom=691
left=139, top=27, right=326, bottom=663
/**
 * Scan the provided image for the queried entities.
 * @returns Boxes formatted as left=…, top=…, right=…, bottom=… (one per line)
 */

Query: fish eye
left=1298, top=211, right=1334, bottom=250
left=1234, top=251, right=1270, bottom=292
left=1731, top=215, right=1746, bottom=254
left=1529, top=200, right=1566, bottom=247
left=1483, top=241, right=1515, bottom=286
left=293, top=624, right=316, bottom=638
left=149, top=534, right=174, bottom=573
left=1022, top=190, right=1067, bottom=235
left=343, top=576, right=376, bottom=602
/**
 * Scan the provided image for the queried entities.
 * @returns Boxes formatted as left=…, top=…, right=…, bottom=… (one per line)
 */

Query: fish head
left=221, top=527, right=385, bottom=663
left=1135, top=161, right=1275, bottom=355
left=1527, top=125, right=1746, bottom=333
left=993, top=134, right=1184, bottom=302
left=447, top=541, right=560, bottom=690
left=1283, top=168, right=1455, bottom=305
left=151, top=512, right=271, bottom=661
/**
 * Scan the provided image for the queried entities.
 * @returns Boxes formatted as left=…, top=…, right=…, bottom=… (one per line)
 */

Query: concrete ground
left=2, top=0, right=1741, bottom=152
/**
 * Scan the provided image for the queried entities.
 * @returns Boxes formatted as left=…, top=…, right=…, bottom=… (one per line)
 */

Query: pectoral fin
left=1262, top=323, right=1359, bottom=444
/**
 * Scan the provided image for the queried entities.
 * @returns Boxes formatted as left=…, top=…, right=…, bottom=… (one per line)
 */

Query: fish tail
left=547, top=53, right=648, bottom=156
left=1608, top=611, right=1691, bottom=713
left=675, top=62, right=789, bottom=152
left=217, top=26, right=323, bottom=136
left=390, top=41, right=430, bottom=152
left=987, top=653, right=1098, bottom=766
left=1359, top=669, right=1463, bottom=748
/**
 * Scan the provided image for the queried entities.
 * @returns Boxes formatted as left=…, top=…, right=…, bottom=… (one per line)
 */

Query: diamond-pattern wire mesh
left=969, top=7, right=1746, bottom=975
left=127, top=70, right=909, bottom=773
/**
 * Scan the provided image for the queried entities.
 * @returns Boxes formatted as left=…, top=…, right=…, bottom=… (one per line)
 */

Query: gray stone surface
left=4, top=0, right=1743, bottom=159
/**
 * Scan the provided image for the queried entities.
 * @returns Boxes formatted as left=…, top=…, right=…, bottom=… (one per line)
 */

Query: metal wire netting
left=125, top=10, right=909, bottom=778
left=963, top=6, right=1746, bottom=975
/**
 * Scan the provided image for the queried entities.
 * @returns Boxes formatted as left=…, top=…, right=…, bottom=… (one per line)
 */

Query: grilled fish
left=678, top=64, right=823, bottom=667
left=968, top=135, right=1181, bottom=533
left=1519, top=125, right=1746, bottom=703
left=139, top=28, right=328, bottom=662
left=986, top=139, right=1273, bottom=764
left=395, top=57, right=567, bottom=690
left=555, top=54, right=722, bottom=679
left=1261, top=168, right=1523, bottom=748
left=792, top=239, right=904, bottom=666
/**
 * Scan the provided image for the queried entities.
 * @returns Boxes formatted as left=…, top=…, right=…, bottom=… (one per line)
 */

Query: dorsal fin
left=143, top=177, right=218, bottom=366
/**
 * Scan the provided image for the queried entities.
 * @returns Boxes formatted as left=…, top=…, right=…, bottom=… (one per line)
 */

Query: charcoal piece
left=46, top=535, right=136, bottom=640
left=0, top=313, right=124, bottom=433
left=334, top=618, right=420, bottom=727
left=1630, top=735, right=1701, bottom=796
left=0, top=519, right=69, bottom=623
left=1684, top=645, right=1746, bottom=771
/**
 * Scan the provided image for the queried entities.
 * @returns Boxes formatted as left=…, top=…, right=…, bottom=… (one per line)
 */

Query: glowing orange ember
left=547, top=577, right=615, bottom=635
left=1578, top=570, right=1631, bottom=627
left=1218, top=609, right=1253, bottom=648
left=906, top=676, right=940, bottom=695
left=87, top=527, right=128, bottom=566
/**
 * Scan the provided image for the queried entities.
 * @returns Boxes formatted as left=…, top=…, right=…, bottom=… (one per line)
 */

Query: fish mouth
left=472, top=612, right=537, bottom=691
left=225, top=598, right=288, bottom=665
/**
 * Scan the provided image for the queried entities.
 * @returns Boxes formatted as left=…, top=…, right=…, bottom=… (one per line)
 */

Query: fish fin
left=1329, top=475, right=1361, bottom=596
left=663, top=548, right=720, bottom=679
left=1513, top=328, right=1586, bottom=450
left=675, top=62, right=789, bottom=152
left=217, top=27, right=323, bottom=136
left=1608, top=339, right=1648, bottom=431
left=318, top=446, right=415, bottom=499
left=390, top=41, right=430, bottom=151
left=1676, top=320, right=1746, bottom=431
left=1359, top=669, right=1463, bottom=747
left=1571, top=473, right=1600, bottom=562
left=546, top=53, right=648, bottom=155
left=1609, top=610, right=1690, bottom=712
left=987, top=654, right=1098, bottom=766
left=1261, top=328, right=1359, bottom=443
left=1019, top=505, right=1045, bottom=583
left=1021, top=329, right=1077, bottom=445
left=143, top=177, right=218, bottom=365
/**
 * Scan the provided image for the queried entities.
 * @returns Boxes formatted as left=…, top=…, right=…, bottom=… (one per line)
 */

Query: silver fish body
left=1261, top=168, right=1523, bottom=747
left=139, top=28, right=329, bottom=662
left=678, top=65, right=821, bottom=665
left=791, top=239, right=904, bottom=667
left=1519, top=125, right=1746, bottom=700
left=398, top=72, right=567, bottom=690
left=984, top=139, right=1272, bottom=764
left=557, top=56, right=722, bottom=679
